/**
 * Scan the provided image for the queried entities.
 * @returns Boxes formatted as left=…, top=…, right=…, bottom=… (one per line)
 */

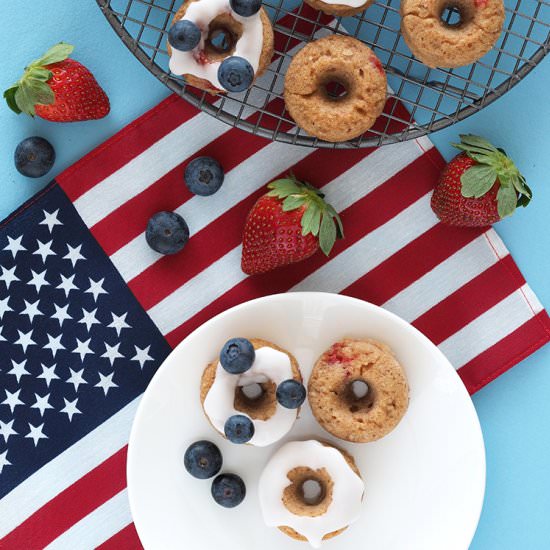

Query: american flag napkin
left=2, top=7, right=550, bottom=549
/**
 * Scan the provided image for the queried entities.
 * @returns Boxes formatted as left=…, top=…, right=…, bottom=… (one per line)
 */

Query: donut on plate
left=200, top=338, right=302, bottom=447
left=401, top=0, right=505, bottom=68
left=168, top=0, right=274, bottom=93
left=308, top=339, right=409, bottom=443
left=304, top=0, right=374, bottom=17
left=259, top=440, right=364, bottom=547
left=284, top=35, right=387, bottom=143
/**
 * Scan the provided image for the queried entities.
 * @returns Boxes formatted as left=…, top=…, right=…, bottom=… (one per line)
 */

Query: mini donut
left=308, top=339, right=409, bottom=443
left=168, top=0, right=274, bottom=93
left=401, top=0, right=505, bottom=68
left=284, top=36, right=387, bottom=143
left=304, top=0, right=374, bottom=17
left=200, top=338, right=302, bottom=447
left=259, top=440, right=364, bottom=547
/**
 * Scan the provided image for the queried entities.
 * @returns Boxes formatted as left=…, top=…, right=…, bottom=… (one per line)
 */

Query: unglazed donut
left=168, top=0, right=274, bottom=93
left=259, top=440, right=364, bottom=548
left=401, top=0, right=505, bottom=68
left=304, top=0, right=374, bottom=17
left=200, top=338, right=302, bottom=447
left=284, top=36, right=387, bottom=143
left=308, top=339, right=409, bottom=443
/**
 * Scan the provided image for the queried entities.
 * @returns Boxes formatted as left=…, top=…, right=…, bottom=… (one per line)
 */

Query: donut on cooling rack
left=308, top=339, right=409, bottom=443
left=259, top=440, right=365, bottom=546
left=283, top=35, right=387, bottom=143
left=168, top=0, right=274, bottom=94
left=200, top=338, right=303, bottom=447
left=304, top=0, right=374, bottom=17
left=401, top=0, right=505, bottom=68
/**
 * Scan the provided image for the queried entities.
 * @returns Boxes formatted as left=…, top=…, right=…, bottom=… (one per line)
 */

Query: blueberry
left=184, top=440, right=223, bottom=479
left=217, top=56, right=254, bottom=92
left=168, top=20, right=201, bottom=52
left=276, top=379, right=306, bottom=409
left=184, top=157, right=224, bottom=196
left=230, top=0, right=262, bottom=17
left=224, top=414, right=255, bottom=444
left=220, top=338, right=255, bottom=374
left=211, top=473, right=246, bottom=507
left=146, top=211, right=190, bottom=255
left=14, top=137, right=55, bottom=178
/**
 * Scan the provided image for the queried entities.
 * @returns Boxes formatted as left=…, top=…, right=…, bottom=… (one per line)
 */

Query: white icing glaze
left=203, top=347, right=297, bottom=447
left=168, top=0, right=264, bottom=90
left=258, top=440, right=365, bottom=548
left=317, top=0, right=367, bottom=7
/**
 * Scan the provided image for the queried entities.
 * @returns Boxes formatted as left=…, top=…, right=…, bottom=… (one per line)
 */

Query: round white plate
left=128, top=292, right=485, bottom=550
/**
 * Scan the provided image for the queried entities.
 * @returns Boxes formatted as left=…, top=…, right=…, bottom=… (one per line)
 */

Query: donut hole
left=344, top=379, right=376, bottom=413
left=323, top=80, right=349, bottom=100
left=438, top=1, right=474, bottom=28
left=234, top=380, right=277, bottom=420
left=204, top=14, right=243, bottom=61
left=283, top=467, right=333, bottom=517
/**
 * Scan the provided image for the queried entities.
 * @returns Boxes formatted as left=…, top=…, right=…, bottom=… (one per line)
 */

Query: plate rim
left=127, top=291, right=486, bottom=549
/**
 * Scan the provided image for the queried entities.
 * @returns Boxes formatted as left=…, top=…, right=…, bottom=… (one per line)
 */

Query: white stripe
left=439, top=285, right=537, bottom=368
left=44, top=490, right=131, bottom=550
left=0, top=397, right=140, bottom=538
left=383, top=234, right=510, bottom=322
left=112, top=140, right=310, bottom=282
left=72, top=27, right=334, bottom=229
left=292, top=193, right=436, bottom=293
left=147, top=139, right=428, bottom=334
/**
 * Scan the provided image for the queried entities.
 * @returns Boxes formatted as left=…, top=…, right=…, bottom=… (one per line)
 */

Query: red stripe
left=458, top=311, right=550, bottom=394
left=1, top=447, right=127, bottom=549
left=57, top=96, right=200, bottom=202
left=129, top=146, right=374, bottom=310
left=96, top=522, right=143, bottom=550
left=413, top=255, right=523, bottom=345
left=164, top=150, right=437, bottom=346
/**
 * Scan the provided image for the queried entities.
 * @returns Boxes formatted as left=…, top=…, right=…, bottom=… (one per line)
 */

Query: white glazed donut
left=304, top=0, right=375, bottom=17
left=201, top=342, right=301, bottom=447
left=259, top=440, right=365, bottom=547
left=168, top=0, right=274, bottom=92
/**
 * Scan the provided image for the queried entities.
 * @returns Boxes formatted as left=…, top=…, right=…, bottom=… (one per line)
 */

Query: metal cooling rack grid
left=97, top=0, right=549, bottom=148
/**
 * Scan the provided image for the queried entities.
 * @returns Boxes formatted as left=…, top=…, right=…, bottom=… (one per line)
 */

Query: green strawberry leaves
left=4, top=42, right=74, bottom=117
left=267, top=174, right=344, bottom=256
left=453, top=134, right=531, bottom=220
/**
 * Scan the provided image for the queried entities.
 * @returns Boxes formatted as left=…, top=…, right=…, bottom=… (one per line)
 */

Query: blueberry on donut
left=284, top=36, right=387, bottom=143
left=401, top=0, right=505, bottom=68
left=168, top=0, right=274, bottom=93
left=200, top=338, right=303, bottom=447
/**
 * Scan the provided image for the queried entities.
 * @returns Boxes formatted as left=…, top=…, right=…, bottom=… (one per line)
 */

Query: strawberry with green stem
left=241, top=175, right=343, bottom=275
left=431, top=134, right=531, bottom=227
left=4, top=43, right=109, bottom=122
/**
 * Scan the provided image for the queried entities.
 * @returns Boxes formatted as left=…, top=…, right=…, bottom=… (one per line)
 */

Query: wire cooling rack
left=97, top=0, right=549, bottom=148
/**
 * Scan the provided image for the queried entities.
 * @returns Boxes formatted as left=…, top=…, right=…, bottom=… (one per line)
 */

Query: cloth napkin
left=1, top=7, right=550, bottom=549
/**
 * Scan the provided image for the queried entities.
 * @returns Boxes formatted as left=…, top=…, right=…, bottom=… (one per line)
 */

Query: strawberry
left=241, top=175, right=343, bottom=275
left=4, top=43, right=110, bottom=122
left=431, top=134, right=531, bottom=227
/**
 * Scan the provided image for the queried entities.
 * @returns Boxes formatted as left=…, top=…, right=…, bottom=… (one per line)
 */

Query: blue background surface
left=1, top=2, right=549, bottom=548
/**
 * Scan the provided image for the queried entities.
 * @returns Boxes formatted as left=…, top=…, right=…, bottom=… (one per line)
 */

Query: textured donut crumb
left=200, top=339, right=302, bottom=431
left=282, top=467, right=333, bottom=516
left=284, top=35, right=387, bottom=142
left=278, top=442, right=362, bottom=543
left=304, top=0, right=375, bottom=16
left=168, top=0, right=274, bottom=93
left=400, top=0, right=504, bottom=67
left=308, top=339, right=409, bottom=443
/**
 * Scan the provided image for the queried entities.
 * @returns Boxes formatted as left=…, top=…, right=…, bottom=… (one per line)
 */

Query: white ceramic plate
left=128, top=292, right=486, bottom=550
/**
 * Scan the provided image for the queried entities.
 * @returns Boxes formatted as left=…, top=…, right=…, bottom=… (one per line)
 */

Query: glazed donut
left=168, top=0, right=274, bottom=93
left=401, top=0, right=505, bottom=68
left=259, top=440, right=364, bottom=547
left=308, top=339, right=409, bottom=443
left=304, top=0, right=374, bottom=17
left=284, top=36, right=387, bottom=143
left=200, top=338, right=302, bottom=447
